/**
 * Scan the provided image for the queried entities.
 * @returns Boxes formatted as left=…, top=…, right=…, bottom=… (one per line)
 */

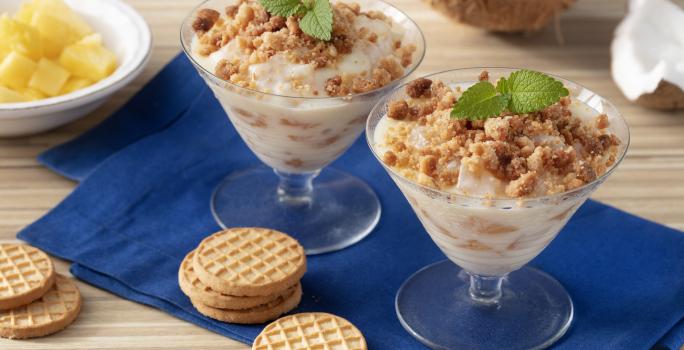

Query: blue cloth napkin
left=19, top=54, right=684, bottom=349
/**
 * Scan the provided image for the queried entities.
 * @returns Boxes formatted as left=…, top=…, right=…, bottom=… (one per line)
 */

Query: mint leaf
left=258, top=0, right=303, bottom=17
left=451, top=81, right=510, bottom=120
left=299, top=0, right=333, bottom=41
left=258, top=0, right=333, bottom=40
left=496, top=69, right=569, bottom=114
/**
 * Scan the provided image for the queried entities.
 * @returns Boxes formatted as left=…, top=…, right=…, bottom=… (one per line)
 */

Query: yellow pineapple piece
left=31, top=11, right=80, bottom=58
left=0, top=51, right=37, bottom=90
left=0, top=15, right=43, bottom=61
left=78, top=33, right=102, bottom=46
left=29, top=58, right=70, bottom=96
left=34, top=0, right=93, bottom=38
left=59, top=43, right=117, bottom=81
left=0, top=46, right=8, bottom=63
left=65, top=9, right=93, bottom=38
left=0, top=85, right=28, bottom=103
left=60, top=76, right=92, bottom=95
left=13, top=3, right=35, bottom=25
left=21, top=87, right=47, bottom=100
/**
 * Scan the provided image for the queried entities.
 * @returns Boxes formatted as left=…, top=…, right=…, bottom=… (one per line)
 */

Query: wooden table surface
left=1, top=0, right=683, bottom=349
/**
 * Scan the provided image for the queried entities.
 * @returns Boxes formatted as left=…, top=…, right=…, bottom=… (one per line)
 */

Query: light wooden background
left=1, top=0, right=683, bottom=349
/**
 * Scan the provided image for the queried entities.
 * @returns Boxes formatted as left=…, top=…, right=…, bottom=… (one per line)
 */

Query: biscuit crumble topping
left=377, top=74, right=621, bottom=198
left=192, top=0, right=416, bottom=97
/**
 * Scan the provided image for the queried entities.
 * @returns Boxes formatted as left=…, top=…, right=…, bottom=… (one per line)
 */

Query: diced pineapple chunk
left=0, top=15, right=44, bottom=60
left=34, top=0, right=93, bottom=38
left=0, top=85, right=28, bottom=103
left=31, top=11, right=79, bottom=58
left=0, top=46, right=8, bottom=63
left=59, top=43, right=117, bottom=81
left=28, top=58, right=70, bottom=96
left=60, top=77, right=92, bottom=95
left=33, top=0, right=72, bottom=15
left=21, top=87, right=47, bottom=100
left=0, top=52, right=37, bottom=90
left=65, top=9, right=93, bottom=38
left=78, top=33, right=102, bottom=46
left=13, top=3, right=35, bottom=24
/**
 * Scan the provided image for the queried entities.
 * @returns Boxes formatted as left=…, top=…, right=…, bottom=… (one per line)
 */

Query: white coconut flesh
left=611, top=0, right=684, bottom=107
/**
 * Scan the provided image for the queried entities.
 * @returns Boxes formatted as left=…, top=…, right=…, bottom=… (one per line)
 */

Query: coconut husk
left=424, top=0, right=576, bottom=32
left=635, top=80, right=684, bottom=110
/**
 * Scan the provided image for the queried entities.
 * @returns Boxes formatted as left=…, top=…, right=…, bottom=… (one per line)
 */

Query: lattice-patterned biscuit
left=193, top=228, right=306, bottom=296
left=192, top=283, right=302, bottom=324
left=0, top=274, right=82, bottom=339
left=252, top=312, right=367, bottom=350
left=179, top=250, right=297, bottom=309
left=0, top=244, right=56, bottom=310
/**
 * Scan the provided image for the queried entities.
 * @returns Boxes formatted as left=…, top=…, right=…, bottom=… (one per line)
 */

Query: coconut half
left=611, top=0, right=684, bottom=110
left=423, top=0, right=576, bottom=32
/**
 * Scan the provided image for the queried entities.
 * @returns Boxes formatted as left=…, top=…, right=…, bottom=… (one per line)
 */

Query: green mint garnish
left=451, top=69, right=570, bottom=121
left=496, top=70, right=570, bottom=114
left=259, top=0, right=333, bottom=41
left=450, top=81, right=510, bottom=121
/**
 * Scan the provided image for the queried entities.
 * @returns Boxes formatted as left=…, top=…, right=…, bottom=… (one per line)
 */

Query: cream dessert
left=188, top=0, right=421, bottom=173
left=371, top=73, right=625, bottom=276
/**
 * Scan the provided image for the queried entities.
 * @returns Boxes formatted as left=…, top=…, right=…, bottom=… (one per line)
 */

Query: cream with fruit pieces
left=373, top=71, right=621, bottom=276
left=190, top=0, right=417, bottom=173
left=0, top=0, right=117, bottom=103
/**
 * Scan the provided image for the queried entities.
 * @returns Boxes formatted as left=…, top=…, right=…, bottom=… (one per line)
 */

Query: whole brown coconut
left=424, top=0, right=576, bottom=32
left=635, top=81, right=684, bottom=110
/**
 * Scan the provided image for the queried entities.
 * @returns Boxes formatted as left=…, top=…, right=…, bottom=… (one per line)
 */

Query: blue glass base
left=396, top=260, right=573, bottom=350
left=211, top=165, right=380, bottom=255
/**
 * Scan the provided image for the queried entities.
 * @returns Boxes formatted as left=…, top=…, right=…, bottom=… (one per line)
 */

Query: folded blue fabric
left=19, top=54, right=684, bottom=349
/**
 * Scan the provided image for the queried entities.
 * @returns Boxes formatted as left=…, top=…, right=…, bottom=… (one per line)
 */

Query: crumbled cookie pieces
left=193, top=9, right=221, bottom=33
left=192, top=0, right=415, bottom=97
left=379, top=74, right=622, bottom=198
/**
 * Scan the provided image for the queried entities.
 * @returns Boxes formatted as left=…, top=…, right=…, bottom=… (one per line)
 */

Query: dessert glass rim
left=366, top=67, right=631, bottom=206
left=179, top=0, right=427, bottom=101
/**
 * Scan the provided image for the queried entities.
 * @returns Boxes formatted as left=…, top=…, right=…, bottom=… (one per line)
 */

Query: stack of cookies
left=0, top=243, right=82, bottom=339
left=179, top=227, right=306, bottom=324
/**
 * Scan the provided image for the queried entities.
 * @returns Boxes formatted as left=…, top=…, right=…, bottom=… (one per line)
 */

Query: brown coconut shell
left=635, top=80, right=684, bottom=110
left=424, top=0, right=576, bottom=32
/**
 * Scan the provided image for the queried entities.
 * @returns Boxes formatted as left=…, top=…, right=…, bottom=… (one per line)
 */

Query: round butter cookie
left=253, top=312, right=367, bottom=350
left=191, top=283, right=302, bottom=324
left=0, top=244, right=56, bottom=310
left=0, top=274, right=82, bottom=339
left=179, top=250, right=298, bottom=309
left=193, top=228, right=306, bottom=297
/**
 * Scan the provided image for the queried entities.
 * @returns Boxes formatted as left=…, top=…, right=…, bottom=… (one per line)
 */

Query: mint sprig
left=259, top=0, right=333, bottom=41
left=451, top=69, right=569, bottom=121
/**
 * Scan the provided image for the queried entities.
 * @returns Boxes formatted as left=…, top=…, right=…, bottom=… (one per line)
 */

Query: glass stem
left=468, top=273, right=504, bottom=304
left=275, top=169, right=319, bottom=206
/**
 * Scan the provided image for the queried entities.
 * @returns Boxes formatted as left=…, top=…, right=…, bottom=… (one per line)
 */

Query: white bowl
left=0, top=0, right=152, bottom=137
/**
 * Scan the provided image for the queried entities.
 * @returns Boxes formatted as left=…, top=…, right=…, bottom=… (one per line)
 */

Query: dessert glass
left=181, top=0, right=425, bottom=255
left=366, top=68, right=630, bottom=349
